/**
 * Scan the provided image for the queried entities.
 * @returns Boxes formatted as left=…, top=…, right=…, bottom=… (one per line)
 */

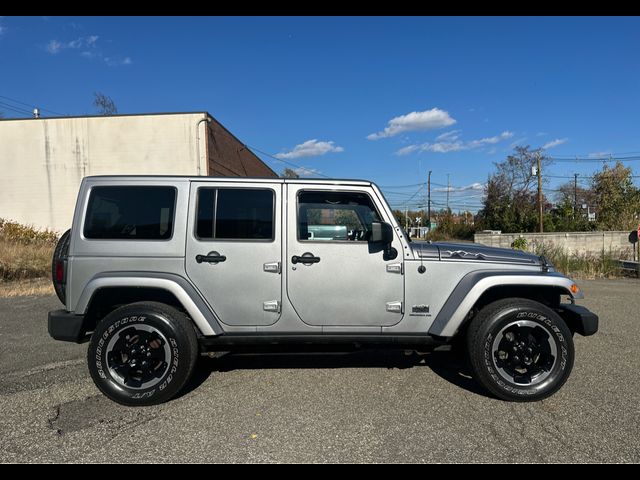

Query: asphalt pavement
left=0, top=279, right=638, bottom=463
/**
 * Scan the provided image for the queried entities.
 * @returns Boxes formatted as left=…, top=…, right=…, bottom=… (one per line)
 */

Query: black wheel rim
left=105, top=324, right=171, bottom=390
left=491, top=320, right=557, bottom=386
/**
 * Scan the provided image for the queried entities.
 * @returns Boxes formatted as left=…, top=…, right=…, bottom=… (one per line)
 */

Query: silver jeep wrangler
left=48, top=176, right=598, bottom=406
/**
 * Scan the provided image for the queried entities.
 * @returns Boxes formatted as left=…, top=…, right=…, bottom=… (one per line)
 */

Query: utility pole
left=446, top=173, right=450, bottom=211
left=537, top=152, right=543, bottom=233
left=573, top=173, right=579, bottom=220
left=405, top=206, right=408, bottom=233
left=427, top=170, right=432, bottom=232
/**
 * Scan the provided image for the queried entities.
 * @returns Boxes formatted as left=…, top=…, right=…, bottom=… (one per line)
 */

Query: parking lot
left=0, top=278, right=638, bottom=463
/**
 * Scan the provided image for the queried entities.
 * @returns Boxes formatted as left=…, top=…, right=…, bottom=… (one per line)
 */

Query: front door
left=186, top=182, right=282, bottom=326
left=286, top=185, right=405, bottom=327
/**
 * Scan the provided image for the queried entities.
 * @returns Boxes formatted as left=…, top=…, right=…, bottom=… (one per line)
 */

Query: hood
left=411, top=241, right=543, bottom=267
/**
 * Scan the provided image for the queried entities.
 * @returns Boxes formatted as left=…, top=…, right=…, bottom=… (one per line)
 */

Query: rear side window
left=84, top=186, right=176, bottom=240
left=196, top=188, right=274, bottom=241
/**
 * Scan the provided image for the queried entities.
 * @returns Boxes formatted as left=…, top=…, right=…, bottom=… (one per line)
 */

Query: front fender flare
left=428, top=271, right=582, bottom=338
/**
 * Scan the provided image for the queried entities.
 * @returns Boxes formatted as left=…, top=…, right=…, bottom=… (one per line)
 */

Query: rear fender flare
left=76, top=272, right=223, bottom=336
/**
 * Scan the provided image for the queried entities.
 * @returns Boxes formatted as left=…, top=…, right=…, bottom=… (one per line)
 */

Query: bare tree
left=281, top=168, right=300, bottom=179
left=477, top=146, right=551, bottom=233
left=93, top=92, right=118, bottom=115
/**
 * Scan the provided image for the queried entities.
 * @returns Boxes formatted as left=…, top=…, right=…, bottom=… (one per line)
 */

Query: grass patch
left=0, top=219, right=58, bottom=282
left=0, top=278, right=54, bottom=297
left=531, top=242, right=626, bottom=279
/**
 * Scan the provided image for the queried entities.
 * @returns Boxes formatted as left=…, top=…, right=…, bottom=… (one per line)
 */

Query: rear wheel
left=87, top=302, right=199, bottom=406
left=466, top=298, right=574, bottom=402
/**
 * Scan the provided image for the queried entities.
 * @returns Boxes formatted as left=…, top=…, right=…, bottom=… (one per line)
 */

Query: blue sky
left=1, top=16, right=639, bottom=212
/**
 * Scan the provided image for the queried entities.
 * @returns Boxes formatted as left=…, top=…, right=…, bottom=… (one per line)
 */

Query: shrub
left=511, top=237, right=528, bottom=251
left=0, top=219, right=59, bottom=282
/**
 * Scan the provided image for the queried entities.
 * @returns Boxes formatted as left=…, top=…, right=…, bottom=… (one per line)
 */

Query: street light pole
left=574, top=173, right=579, bottom=220
left=537, top=152, right=543, bottom=233
left=427, top=170, right=432, bottom=231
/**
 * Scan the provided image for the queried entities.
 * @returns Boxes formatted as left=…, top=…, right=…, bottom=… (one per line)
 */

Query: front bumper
left=48, top=310, right=89, bottom=343
left=557, top=304, right=599, bottom=336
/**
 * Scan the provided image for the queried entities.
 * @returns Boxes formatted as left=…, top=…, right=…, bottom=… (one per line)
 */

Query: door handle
left=291, top=253, right=321, bottom=265
left=196, top=252, right=227, bottom=264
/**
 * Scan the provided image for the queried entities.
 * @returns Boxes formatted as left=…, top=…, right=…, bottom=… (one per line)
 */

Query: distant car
left=307, top=225, right=348, bottom=241
left=48, top=176, right=598, bottom=406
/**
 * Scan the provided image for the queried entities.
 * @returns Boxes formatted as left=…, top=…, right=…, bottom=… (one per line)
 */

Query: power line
left=550, top=154, right=640, bottom=163
left=0, top=95, right=67, bottom=117
left=244, top=144, right=331, bottom=179
left=378, top=182, right=425, bottom=188
left=0, top=101, right=32, bottom=117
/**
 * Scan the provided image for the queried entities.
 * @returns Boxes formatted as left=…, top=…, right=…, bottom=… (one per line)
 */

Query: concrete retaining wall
left=474, top=231, right=634, bottom=257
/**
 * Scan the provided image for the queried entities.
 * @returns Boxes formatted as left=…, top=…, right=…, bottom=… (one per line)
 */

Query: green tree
left=392, top=209, right=407, bottom=228
left=544, top=182, right=596, bottom=232
left=592, top=162, right=640, bottom=230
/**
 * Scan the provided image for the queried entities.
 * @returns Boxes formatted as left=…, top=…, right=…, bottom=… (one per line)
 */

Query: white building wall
left=0, top=113, right=208, bottom=232
left=474, top=231, right=634, bottom=257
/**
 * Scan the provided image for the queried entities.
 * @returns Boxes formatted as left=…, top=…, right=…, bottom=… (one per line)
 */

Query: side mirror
left=370, top=222, right=397, bottom=260
left=371, top=222, right=394, bottom=244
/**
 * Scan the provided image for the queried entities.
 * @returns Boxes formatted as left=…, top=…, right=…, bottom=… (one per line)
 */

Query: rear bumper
left=48, top=310, right=89, bottom=343
left=558, top=304, right=599, bottom=336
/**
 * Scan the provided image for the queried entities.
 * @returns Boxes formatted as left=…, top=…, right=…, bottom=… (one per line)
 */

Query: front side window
left=196, top=188, right=274, bottom=241
left=298, top=191, right=381, bottom=242
left=84, top=186, right=176, bottom=240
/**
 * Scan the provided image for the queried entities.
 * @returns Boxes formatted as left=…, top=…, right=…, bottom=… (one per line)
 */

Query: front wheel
left=87, top=302, right=199, bottom=406
left=466, top=298, right=574, bottom=402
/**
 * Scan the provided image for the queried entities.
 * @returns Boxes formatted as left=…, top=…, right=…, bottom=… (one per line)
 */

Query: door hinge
left=263, top=300, right=281, bottom=313
left=386, top=263, right=403, bottom=275
left=386, top=301, right=404, bottom=314
left=263, top=262, right=281, bottom=274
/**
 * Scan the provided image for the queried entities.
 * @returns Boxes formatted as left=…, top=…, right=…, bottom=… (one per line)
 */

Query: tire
left=51, top=229, right=71, bottom=305
left=466, top=298, right=574, bottom=402
left=87, top=302, right=199, bottom=406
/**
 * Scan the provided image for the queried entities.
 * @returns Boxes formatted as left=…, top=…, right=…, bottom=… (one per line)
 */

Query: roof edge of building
left=0, top=111, right=211, bottom=122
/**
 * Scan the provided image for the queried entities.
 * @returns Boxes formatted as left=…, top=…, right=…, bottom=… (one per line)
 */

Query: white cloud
left=542, top=138, right=568, bottom=149
left=395, top=145, right=421, bottom=156
left=46, top=35, right=100, bottom=54
left=43, top=35, right=132, bottom=67
left=434, top=182, right=485, bottom=193
left=395, top=131, right=513, bottom=156
left=104, top=56, right=133, bottom=67
left=467, top=131, right=513, bottom=148
left=46, top=40, right=62, bottom=54
left=436, top=130, right=462, bottom=141
left=367, top=108, right=456, bottom=140
left=293, top=167, right=323, bottom=177
left=275, top=139, right=344, bottom=160
left=422, top=141, right=466, bottom=153
left=588, top=151, right=611, bottom=158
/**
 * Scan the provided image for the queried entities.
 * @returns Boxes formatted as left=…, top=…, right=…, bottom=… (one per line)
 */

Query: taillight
left=55, top=260, right=65, bottom=283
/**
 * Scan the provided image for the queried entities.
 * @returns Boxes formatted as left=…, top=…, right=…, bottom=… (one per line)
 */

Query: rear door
left=286, top=185, right=405, bottom=327
left=185, top=182, right=282, bottom=326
